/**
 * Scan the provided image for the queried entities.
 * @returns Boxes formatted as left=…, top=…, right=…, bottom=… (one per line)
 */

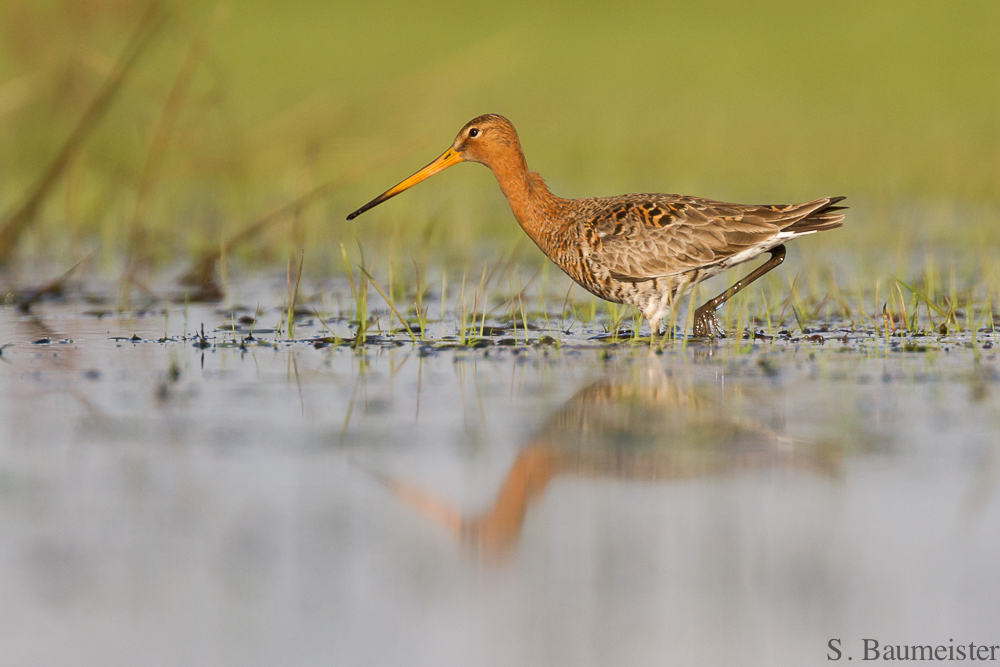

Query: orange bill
left=346, top=147, right=464, bottom=220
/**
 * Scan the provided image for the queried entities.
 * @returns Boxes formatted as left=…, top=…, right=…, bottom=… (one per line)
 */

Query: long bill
left=346, top=147, right=464, bottom=220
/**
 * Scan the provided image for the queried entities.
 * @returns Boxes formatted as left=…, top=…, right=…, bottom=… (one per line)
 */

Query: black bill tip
left=346, top=198, right=383, bottom=221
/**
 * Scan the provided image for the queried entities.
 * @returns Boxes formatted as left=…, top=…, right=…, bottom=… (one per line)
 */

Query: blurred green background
left=0, top=0, right=998, bottom=274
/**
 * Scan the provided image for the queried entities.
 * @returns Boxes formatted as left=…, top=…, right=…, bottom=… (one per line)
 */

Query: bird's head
left=448, top=113, right=520, bottom=166
left=346, top=114, right=521, bottom=220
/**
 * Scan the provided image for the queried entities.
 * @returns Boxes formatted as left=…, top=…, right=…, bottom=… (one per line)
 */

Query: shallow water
left=1, top=282, right=999, bottom=666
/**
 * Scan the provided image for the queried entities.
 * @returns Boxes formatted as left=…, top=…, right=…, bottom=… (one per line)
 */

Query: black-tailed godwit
left=348, top=114, right=845, bottom=337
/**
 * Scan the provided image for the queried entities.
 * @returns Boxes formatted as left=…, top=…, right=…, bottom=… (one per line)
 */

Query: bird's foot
left=692, top=305, right=726, bottom=339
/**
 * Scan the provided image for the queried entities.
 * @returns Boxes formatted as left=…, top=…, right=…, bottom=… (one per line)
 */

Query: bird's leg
left=692, top=245, right=786, bottom=338
left=647, top=315, right=663, bottom=340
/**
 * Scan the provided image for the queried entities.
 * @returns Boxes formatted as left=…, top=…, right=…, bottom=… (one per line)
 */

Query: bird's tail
left=787, top=196, right=847, bottom=234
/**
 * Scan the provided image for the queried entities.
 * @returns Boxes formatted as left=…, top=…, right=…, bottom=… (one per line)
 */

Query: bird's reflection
left=376, top=364, right=842, bottom=563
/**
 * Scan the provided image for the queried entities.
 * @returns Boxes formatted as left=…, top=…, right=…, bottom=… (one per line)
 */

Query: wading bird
left=347, top=115, right=845, bottom=337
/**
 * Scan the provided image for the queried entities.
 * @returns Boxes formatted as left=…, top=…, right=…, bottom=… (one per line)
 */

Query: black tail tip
left=820, top=195, right=848, bottom=213
left=346, top=212, right=358, bottom=221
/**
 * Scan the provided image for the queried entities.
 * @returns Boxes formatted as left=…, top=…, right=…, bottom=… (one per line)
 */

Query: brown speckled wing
left=580, top=195, right=844, bottom=282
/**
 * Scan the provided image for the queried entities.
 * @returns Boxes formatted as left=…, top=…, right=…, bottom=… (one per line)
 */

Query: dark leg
left=692, top=245, right=786, bottom=338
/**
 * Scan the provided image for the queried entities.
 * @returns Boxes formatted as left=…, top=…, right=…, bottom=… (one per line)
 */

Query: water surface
left=1, top=284, right=998, bottom=666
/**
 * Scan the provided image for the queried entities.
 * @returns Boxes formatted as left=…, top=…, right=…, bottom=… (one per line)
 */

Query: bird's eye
left=468, top=128, right=479, bottom=138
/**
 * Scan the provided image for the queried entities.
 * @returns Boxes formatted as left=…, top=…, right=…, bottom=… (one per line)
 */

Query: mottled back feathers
left=575, top=195, right=846, bottom=284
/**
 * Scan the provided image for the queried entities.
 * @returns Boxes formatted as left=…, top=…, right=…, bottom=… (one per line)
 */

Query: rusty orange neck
left=483, top=148, right=567, bottom=255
